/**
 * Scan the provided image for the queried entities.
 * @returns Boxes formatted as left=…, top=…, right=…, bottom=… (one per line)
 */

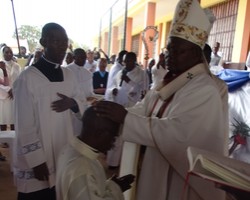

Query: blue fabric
left=98, top=71, right=106, bottom=78
left=217, top=69, right=250, bottom=92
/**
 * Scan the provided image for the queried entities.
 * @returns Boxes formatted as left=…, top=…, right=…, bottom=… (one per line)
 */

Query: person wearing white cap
left=94, top=0, right=228, bottom=200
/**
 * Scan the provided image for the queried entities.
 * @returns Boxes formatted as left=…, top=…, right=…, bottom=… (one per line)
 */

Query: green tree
left=13, top=25, right=41, bottom=53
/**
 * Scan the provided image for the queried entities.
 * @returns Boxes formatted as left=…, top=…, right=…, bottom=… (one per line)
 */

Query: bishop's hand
left=94, top=101, right=127, bottom=123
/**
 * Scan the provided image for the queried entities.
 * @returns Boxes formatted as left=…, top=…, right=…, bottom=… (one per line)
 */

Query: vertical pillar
left=157, top=23, right=163, bottom=55
left=138, top=33, right=143, bottom=62
left=98, top=18, right=102, bottom=49
left=239, top=0, right=250, bottom=61
left=111, top=26, right=119, bottom=55
left=143, top=2, right=156, bottom=65
left=125, top=17, right=133, bottom=51
left=108, top=8, right=113, bottom=57
left=103, top=32, right=109, bottom=53
left=165, top=21, right=171, bottom=46
left=232, top=0, right=250, bottom=62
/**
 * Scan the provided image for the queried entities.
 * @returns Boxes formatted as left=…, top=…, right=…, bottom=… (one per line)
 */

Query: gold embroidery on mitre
left=170, top=0, right=208, bottom=48
left=170, top=23, right=208, bottom=48
left=173, top=0, right=192, bottom=23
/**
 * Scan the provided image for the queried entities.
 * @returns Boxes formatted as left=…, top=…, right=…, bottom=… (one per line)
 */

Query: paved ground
left=0, top=146, right=17, bottom=200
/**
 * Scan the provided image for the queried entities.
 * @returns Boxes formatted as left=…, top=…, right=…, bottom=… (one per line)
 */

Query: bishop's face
left=165, top=37, right=201, bottom=75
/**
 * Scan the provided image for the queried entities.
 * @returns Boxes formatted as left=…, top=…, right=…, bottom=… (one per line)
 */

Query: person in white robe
left=209, top=42, right=224, bottom=75
left=0, top=61, right=10, bottom=100
left=151, top=53, right=168, bottom=90
left=94, top=1, right=228, bottom=200
left=105, top=52, right=147, bottom=168
left=13, top=23, right=87, bottom=200
left=84, top=50, right=98, bottom=73
left=56, top=106, right=135, bottom=200
left=0, top=46, right=21, bottom=131
left=66, top=48, right=97, bottom=135
left=0, top=61, right=10, bottom=160
left=105, top=50, right=127, bottom=101
left=109, top=52, right=146, bottom=108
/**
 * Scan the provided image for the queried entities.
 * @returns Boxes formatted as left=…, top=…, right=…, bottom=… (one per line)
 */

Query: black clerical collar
left=33, top=56, right=63, bottom=82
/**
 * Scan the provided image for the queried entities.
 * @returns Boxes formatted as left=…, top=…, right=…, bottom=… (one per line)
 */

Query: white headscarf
left=0, top=45, right=6, bottom=61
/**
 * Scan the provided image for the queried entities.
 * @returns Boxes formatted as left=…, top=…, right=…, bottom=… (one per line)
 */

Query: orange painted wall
left=144, top=2, right=156, bottom=61
left=240, top=0, right=250, bottom=62
left=103, top=32, right=109, bottom=53
left=111, top=26, right=119, bottom=55
left=126, top=17, right=133, bottom=51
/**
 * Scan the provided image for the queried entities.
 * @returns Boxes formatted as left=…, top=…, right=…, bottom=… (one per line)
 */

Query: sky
left=0, top=0, right=114, bottom=50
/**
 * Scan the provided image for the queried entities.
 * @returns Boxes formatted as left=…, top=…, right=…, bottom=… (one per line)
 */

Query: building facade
left=94, top=0, right=250, bottom=66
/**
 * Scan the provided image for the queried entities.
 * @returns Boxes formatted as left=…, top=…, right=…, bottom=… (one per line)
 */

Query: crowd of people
left=1, top=0, right=250, bottom=200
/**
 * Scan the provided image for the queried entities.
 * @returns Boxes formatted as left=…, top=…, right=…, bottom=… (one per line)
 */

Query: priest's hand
left=33, top=163, right=49, bottom=181
left=8, top=88, right=13, bottom=100
left=112, top=88, right=118, bottom=96
left=94, top=101, right=128, bottom=123
left=51, top=93, right=77, bottom=112
left=111, top=174, right=135, bottom=192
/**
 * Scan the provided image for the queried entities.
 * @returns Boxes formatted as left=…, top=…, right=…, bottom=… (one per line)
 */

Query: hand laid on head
left=51, top=93, right=77, bottom=112
left=94, top=100, right=127, bottom=123
left=33, top=162, right=49, bottom=181
left=111, top=174, right=135, bottom=192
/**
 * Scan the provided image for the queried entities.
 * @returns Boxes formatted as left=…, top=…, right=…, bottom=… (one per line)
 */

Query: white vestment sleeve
left=13, top=77, right=46, bottom=168
left=70, top=74, right=88, bottom=116
left=105, top=70, right=121, bottom=102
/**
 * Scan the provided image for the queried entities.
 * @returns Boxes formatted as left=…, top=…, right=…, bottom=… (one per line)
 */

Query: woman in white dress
left=0, top=61, right=10, bottom=160
left=0, top=46, right=21, bottom=130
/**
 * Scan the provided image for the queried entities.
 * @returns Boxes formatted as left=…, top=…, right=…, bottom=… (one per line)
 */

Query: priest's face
left=41, top=29, right=68, bottom=64
left=74, top=51, right=87, bottom=67
left=165, top=37, right=202, bottom=75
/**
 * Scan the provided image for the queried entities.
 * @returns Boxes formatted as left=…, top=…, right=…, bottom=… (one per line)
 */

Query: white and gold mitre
left=169, top=0, right=215, bottom=49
